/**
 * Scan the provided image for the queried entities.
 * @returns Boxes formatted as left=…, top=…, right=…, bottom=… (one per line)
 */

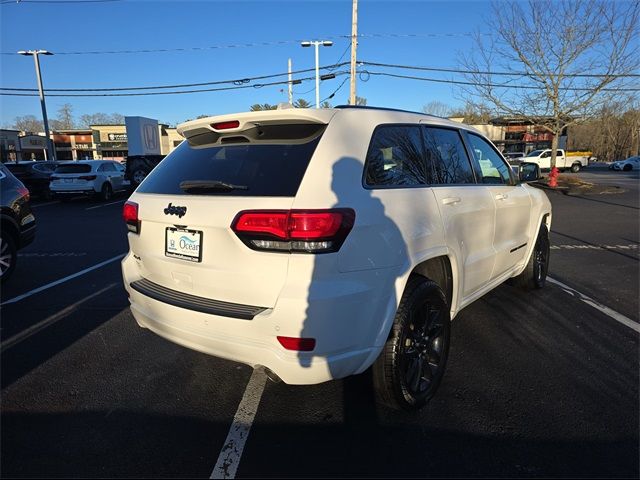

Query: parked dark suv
left=5, top=161, right=59, bottom=200
left=0, top=163, right=36, bottom=282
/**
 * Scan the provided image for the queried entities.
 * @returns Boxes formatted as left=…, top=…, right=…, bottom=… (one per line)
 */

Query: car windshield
left=526, top=150, right=544, bottom=157
left=55, top=164, right=92, bottom=174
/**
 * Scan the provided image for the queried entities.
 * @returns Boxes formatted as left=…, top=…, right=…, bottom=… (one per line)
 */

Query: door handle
left=442, top=196, right=461, bottom=206
left=495, top=193, right=508, bottom=201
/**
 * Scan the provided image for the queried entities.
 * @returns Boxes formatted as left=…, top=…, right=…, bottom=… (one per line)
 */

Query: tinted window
left=99, top=163, right=116, bottom=172
left=5, top=164, right=30, bottom=175
left=33, top=164, right=55, bottom=172
left=423, top=127, right=475, bottom=184
left=364, top=125, right=426, bottom=187
left=55, top=164, right=92, bottom=174
left=137, top=136, right=323, bottom=197
left=467, top=134, right=512, bottom=185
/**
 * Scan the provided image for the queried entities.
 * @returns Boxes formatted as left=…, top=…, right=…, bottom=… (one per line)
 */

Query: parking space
left=1, top=169, right=638, bottom=477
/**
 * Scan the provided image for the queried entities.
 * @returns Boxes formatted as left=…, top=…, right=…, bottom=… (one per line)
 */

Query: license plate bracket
left=165, top=227, right=203, bottom=262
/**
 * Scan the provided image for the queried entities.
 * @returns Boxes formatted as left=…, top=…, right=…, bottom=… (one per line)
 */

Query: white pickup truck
left=516, top=149, right=589, bottom=172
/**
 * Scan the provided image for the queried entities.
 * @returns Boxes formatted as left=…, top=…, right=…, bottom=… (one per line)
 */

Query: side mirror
left=519, top=162, right=540, bottom=183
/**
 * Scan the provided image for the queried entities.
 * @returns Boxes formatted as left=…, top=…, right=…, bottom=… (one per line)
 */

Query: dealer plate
left=165, top=227, right=203, bottom=262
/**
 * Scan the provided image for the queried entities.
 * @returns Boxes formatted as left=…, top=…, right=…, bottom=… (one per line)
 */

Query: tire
left=373, top=276, right=451, bottom=411
left=510, top=224, right=550, bottom=290
left=132, top=169, right=147, bottom=186
left=100, top=183, right=113, bottom=201
left=571, top=163, right=581, bottom=173
left=0, top=233, right=17, bottom=283
left=623, top=164, right=632, bottom=171
left=41, top=188, right=52, bottom=201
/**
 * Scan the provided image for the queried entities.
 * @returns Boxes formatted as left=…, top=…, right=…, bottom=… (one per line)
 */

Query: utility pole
left=349, top=0, right=358, bottom=105
left=18, top=49, right=56, bottom=160
left=288, top=58, right=293, bottom=104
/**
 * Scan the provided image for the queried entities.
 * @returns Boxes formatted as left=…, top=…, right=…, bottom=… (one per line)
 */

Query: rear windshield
left=55, top=164, right=92, bottom=174
left=137, top=133, right=323, bottom=197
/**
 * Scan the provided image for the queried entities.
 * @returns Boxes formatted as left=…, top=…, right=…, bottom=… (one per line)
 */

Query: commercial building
left=0, top=129, right=22, bottom=162
left=1, top=123, right=182, bottom=163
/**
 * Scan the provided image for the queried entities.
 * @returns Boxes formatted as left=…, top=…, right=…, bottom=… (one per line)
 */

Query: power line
left=0, top=71, right=350, bottom=97
left=0, top=33, right=487, bottom=56
left=0, top=37, right=345, bottom=56
left=365, top=71, right=640, bottom=92
left=318, top=76, right=350, bottom=106
left=360, top=61, right=640, bottom=79
left=326, top=42, right=351, bottom=72
left=0, top=62, right=350, bottom=92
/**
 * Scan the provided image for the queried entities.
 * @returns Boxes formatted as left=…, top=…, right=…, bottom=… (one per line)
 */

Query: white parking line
left=210, top=367, right=267, bottom=479
left=550, top=244, right=638, bottom=251
left=85, top=199, right=126, bottom=211
left=548, top=276, right=640, bottom=333
left=1, top=283, right=117, bottom=351
left=0, top=254, right=125, bottom=306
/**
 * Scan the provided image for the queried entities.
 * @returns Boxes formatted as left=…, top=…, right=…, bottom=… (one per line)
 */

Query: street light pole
left=18, top=49, right=56, bottom=161
left=301, top=40, right=332, bottom=108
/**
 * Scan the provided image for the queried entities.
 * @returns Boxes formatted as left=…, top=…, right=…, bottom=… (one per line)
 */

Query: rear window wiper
left=179, top=180, right=249, bottom=193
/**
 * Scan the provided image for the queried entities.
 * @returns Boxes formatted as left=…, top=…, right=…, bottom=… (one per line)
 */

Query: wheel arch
left=1, top=214, right=19, bottom=242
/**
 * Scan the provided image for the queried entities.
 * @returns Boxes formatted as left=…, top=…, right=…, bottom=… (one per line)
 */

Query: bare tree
left=422, top=101, right=453, bottom=118
left=355, top=96, right=367, bottom=106
left=13, top=115, right=43, bottom=132
left=460, top=0, right=640, bottom=169
left=50, top=103, right=75, bottom=130
left=78, top=112, right=124, bottom=127
left=448, top=101, right=494, bottom=124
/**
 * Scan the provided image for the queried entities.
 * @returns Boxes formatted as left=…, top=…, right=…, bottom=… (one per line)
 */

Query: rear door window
left=55, top=164, right=92, bottom=174
left=423, top=127, right=475, bottom=185
left=137, top=131, right=324, bottom=197
left=364, top=125, right=427, bottom=187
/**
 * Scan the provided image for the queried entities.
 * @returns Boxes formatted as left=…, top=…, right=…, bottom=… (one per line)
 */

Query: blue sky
left=1, top=0, right=490, bottom=127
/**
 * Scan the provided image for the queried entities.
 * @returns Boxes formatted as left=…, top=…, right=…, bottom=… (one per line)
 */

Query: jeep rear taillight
left=231, top=209, right=355, bottom=254
left=123, top=201, right=140, bottom=234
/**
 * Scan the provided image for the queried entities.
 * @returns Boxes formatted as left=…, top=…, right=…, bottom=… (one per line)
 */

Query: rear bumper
left=50, top=184, right=97, bottom=194
left=122, top=252, right=393, bottom=384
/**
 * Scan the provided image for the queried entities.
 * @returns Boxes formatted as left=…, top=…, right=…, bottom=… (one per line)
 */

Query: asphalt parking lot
left=1, top=168, right=638, bottom=478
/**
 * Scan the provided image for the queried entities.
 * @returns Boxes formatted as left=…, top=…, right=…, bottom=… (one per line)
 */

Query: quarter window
left=364, top=126, right=427, bottom=187
left=467, top=133, right=512, bottom=185
left=423, top=127, right=475, bottom=185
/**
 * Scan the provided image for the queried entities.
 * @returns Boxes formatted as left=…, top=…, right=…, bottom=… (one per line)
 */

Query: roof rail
left=333, top=104, right=446, bottom=119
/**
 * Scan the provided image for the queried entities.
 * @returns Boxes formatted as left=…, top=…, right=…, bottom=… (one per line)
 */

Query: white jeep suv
left=121, top=106, right=552, bottom=410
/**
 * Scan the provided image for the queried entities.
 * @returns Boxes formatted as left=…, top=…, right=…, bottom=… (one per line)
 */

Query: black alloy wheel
left=101, top=183, right=113, bottom=201
left=0, top=234, right=17, bottom=283
left=533, top=227, right=550, bottom=287
left=509, top=224, right=550, bottom=290
left=400, top=302, right=447, bottom=398
left=373, top=277, right=451, bottom=410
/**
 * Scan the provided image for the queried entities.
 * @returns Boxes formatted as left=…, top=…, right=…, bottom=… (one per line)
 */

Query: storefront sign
left=20, top=135, right=47, bottom=149
left=108, top=133, right=127, bottom=142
